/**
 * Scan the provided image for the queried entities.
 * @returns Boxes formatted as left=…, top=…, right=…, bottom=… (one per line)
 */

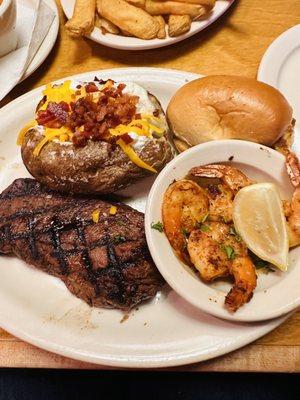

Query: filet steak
left=0, top=179, right=164, bottom=310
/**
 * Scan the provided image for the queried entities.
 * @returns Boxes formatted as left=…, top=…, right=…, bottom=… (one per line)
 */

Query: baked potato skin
left=22, top=133, right=173, bottom=195
left=21, top=94, right=175, bottom=195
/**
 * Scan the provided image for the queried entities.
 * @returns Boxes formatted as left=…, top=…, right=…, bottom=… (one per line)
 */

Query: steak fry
left=65, top=0, right=96, bottom=37
left=145, top=0, right=207, bottom=19
left=97, top=0, right=159, bottom=40
left=168, top=15, right=191, bottom=37
left=0, top=179, right=164, bottom=310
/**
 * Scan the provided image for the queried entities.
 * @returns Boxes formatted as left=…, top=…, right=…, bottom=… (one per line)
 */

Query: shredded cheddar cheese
left=92, top=210, right=100, bottom=223
left=109, top=115, right=164, bottom=138
left=109, top=206, right=117, bottom=215
left=17, top=120, right=37, bottom=145
left=40, top=80, right=75, bottom=110
left=116, top=138, right=157, bottom=173
left=33, top=127, right=73, bottom=156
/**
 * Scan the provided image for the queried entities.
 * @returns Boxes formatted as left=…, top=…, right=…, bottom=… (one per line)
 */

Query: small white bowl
left=145, top=140, right=300, bottom=322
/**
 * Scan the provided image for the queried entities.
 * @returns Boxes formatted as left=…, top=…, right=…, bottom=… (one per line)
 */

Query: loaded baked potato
left=19, top=79, right=175, bottom=195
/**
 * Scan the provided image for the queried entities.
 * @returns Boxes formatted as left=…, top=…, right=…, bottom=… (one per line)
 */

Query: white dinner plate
left=146, top=140, right=300, bottom=322
left=19, top=0, right=59, bottom=81
left=60, top=0, right=235, bottom=51
left=257, top=24, right=300, bottom=154
left=0, top=68, right=288, bottom=368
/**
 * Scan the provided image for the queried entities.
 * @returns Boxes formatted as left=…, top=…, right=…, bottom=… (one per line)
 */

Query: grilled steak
left=0, top=179, right=164, bottom=310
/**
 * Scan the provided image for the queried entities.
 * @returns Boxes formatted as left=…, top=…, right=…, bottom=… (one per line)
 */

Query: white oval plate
left=257, top=24, right=300, bottom=154
left=19, top=0, right=59, bottom=81
left=0, top=68, right=288, bottom=368
left=60, top=0, right=235, bottom=51
left=145, top=140, right=300, bottom=322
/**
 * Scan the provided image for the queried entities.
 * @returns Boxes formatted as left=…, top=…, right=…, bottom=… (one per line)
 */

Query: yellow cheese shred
left=33, top=127, right=73, bottom=156
left=116, top=139, right=157, bottom=173
left=109, top=206, right=117, bottom=215
left=40, top=80, right=75, bottom=111
left=92, top=210, right=100, bottom=223
left=109, top=115, right=164, bottom=138
left=17, top=120, right=37, bottom=145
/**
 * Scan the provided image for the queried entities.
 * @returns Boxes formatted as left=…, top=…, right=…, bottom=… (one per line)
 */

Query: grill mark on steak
left=27, top=216, right=38, bottom=260
left=105, top=243, right=126, bottom=303
left=0, top=179, right=164, bottom=310
left=49, top=217, right=70, bottom=275
left=75, top=217, right=99, bottom=295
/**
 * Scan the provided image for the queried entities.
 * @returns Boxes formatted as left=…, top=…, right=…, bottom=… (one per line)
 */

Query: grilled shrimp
left=187, top=222, right=233, bottom=281
left=190, top=164, right=253, bottom=194
left=283, top=150, right=300, bottom=247
left=187, top=221, right=257, bottom=311
left=190, top=164, right=253, bottom=222
left=225, top=256, right=257, bottom=312
left=162, top=180, right=209, bottom=263
left=203, top=183, right=233, bottom=222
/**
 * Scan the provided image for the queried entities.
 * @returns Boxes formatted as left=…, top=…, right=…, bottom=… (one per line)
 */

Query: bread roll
left=167, top=75, right=293, bottom=150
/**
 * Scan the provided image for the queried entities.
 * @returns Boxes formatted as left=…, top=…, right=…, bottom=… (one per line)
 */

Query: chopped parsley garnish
left=151, top=221, right=164, bottom=232
left=254, top=259, right=268, bottom=269
left=200, top=224, right=210, bottom=232
left=249, top=251, right=275, bottom=272
left=201, top=213, right=209, bottom=223
left=181, top=228, right=190, bottom=239
left=114, top=235, right=126, bottom=243
left=220, top=244, right=236, bottom=260
left=196, top=215, right=210, bottom=232
left=229, top=226, right=242, bottom=242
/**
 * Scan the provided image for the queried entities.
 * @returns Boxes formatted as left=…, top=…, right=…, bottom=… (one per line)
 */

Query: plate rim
left=257, top=24, right=300, bottom=86
left=0, top=310, right=288, bottom=367
left=0, top=67, right=290, bottom=368
left=60, top=0, right=236, bottom=51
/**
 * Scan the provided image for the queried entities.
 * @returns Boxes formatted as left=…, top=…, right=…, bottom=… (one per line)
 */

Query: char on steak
left=0, top=179, right=164, bottom=310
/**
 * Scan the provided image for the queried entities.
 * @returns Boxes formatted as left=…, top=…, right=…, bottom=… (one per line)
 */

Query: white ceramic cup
left=0, top=0, right=18, bottom=58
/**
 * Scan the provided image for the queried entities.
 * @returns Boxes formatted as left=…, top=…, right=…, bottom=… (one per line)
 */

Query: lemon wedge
left=233, top=183, right=289, bottom=271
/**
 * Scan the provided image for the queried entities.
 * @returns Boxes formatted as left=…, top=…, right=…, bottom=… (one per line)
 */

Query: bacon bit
left=92, top=210, right=100, bottom=223
left=36, top=101, right=70, bottom=128
left=48, top=102, right=69, bottom=121
left=85, top=82, right=99, bottom=93
left=76, top=84, right=82, bottom=89
left=117, top=83, right=126, bottom=91
left=153, top=109, right=160, bottom=117
left=94, top=77, right=111, bottom=84
left=120, top=133, right=133, bottom=144
left=109, top=206, right=117, bottom=215
left=67, top=84, right=140, bottom=147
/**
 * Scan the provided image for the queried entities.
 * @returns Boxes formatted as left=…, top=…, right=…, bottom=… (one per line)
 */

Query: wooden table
left=0, top=0, right=299, bottom=372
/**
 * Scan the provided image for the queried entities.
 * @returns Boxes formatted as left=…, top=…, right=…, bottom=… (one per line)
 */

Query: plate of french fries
left=61, top=0, right=235, bottom=50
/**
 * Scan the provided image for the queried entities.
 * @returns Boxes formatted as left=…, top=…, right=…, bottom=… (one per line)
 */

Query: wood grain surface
left=0, top=0, right=299, bottom=371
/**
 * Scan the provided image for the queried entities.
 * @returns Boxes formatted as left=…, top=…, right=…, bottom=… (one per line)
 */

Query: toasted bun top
left=166, top=75, right=293, bottom=150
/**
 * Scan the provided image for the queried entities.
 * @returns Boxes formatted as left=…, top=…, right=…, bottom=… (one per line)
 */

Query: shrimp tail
left=189, top=164, right=252, bottom=194
left=225, top=256, right=257, bottom=312
left=225, top=285, right=254, bottom=313
left=286, top=151, right=300, bottom=188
